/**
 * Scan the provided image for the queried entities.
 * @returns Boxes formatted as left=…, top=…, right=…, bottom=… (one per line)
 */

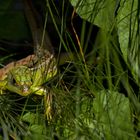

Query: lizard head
left=10, top=66, right=32, bottom=95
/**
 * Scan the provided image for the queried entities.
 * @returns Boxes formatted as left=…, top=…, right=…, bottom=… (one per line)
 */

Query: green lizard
left=0, top=54, right=57, bottom=96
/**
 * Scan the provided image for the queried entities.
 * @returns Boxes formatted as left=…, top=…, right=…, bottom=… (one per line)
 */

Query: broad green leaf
left=93, top=90, right=135, bottom=139
left=30, top=124, right=44, bottom=134
left=70, top=0, right=115, bottom=30
left=21, top=112, right=45, bottom=125
left=116, top=0, right=138, bottom=81
left=22, top=112, right=36, bottom=124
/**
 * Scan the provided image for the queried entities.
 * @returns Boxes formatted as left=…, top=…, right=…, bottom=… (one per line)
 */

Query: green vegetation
left=0, top=0, right=139, bottom=139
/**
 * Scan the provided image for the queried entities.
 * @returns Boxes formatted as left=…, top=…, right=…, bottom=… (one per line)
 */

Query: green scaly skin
left=0, top=55, right=57, bottom=96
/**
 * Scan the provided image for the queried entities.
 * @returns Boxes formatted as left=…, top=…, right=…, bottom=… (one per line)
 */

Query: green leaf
left=22, top=112, right=36, bottom=124
left=70, top=0, right=115, bottom=30
left=116, top=0, right=138, bottom=81
left=116, top=0, right=138, bottom=59
left=30, top=124, right=44, bottom=134
left=93, top=90, right=135, bottom=139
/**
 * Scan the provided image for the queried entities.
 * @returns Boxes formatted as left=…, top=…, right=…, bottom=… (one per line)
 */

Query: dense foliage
left=0, top=0, right=139, bottom=139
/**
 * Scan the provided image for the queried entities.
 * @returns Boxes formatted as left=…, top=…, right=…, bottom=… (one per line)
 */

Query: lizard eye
left=12, top=78, right=17, bottom=85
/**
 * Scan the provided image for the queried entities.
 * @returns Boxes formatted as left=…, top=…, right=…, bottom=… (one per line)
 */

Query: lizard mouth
left=21, top=85, right=31, bottom=95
